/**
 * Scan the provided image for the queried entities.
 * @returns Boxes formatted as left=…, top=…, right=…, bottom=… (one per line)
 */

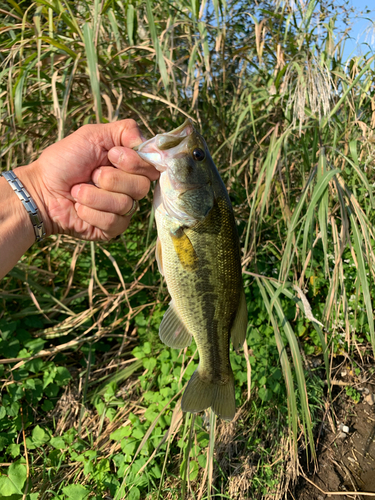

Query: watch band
left=1, top=170, right=46, bottom=242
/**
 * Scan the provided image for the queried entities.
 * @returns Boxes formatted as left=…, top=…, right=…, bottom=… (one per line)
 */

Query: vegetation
left=0, top=0, right=374, bottom=498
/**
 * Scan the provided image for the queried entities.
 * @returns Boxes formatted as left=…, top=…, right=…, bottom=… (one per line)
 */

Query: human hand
left=18, top=120, right=159, bottom=241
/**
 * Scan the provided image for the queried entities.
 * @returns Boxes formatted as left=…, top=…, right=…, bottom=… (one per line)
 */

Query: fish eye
left=192, top=148, right=205, bottom=162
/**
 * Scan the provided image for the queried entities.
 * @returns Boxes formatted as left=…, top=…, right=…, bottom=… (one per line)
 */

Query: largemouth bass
left=136, top=120, right=248, bottom=420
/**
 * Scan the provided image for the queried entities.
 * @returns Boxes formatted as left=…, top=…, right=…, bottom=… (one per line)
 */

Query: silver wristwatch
left=1, top=170, right=46, bottom=242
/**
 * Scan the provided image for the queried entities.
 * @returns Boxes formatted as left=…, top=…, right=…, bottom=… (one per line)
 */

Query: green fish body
left=136, top=120, right=247, bottom=420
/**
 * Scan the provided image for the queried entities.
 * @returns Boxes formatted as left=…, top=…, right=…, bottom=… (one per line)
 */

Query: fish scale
left=136, top=120, right=248, bottom=420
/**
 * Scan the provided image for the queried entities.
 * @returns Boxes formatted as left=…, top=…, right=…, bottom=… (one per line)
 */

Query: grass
left=1, top=0, right=375, bottom=498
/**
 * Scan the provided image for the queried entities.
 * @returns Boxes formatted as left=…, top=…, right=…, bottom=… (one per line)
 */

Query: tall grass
left=1, top=0, right=375, bottom=498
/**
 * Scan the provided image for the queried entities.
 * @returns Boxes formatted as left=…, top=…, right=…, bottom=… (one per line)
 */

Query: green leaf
left=6, top=444, right=20, bottom=458
left=91, top=459, right=110, bottom=481
left=350, top=212, right=375, bottom=352
left=301, top=169, right=340, bottom=265
left=189, top=460, right=199, bottom=481
left=0, top=462, right=27, bottom=496
left=127, top=4, right=135, bottom=45
left=128, top=487, right=140, bottom=500
left=54, top=367, right=72, bottom=386
left=145, top=0, right=169, bottom=96
left=32, top=425, right=50, bottom=447
left=38, top=36, right=77, bottom=59
left=110, top=426, right=132, bottom=441
left=143, top=357, right=156, bottom=371
left=50, top=437, right=66, bottom=449
left=62, top=484, right=90, bottom=500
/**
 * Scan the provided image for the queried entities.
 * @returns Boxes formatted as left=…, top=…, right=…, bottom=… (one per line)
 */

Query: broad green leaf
left=32, top=425, right=50, bottom=446
left=0, top=462, right=27, bottom=496
left=62, top=484, right=90, bottom=500
left=50, top=437, right=66, bottom=449
left=110, top=426, right=132, bottom=441
left=128, top=487, right=140, bottom=500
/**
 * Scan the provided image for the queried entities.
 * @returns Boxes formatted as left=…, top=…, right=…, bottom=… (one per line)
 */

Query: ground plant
left=0, top=0, right=375, bottom=498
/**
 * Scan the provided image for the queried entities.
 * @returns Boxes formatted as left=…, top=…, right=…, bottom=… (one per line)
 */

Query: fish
left=135, top=120, right=248, bottom=420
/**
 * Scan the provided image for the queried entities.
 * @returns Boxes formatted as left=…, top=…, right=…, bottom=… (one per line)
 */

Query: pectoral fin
left=170, top=228, right=198, bottom=272
left=159, top=302, right=192, bottom=349
left=230, top=290, right=248, bottom=350
left=155, top=237, right=164, bottom=276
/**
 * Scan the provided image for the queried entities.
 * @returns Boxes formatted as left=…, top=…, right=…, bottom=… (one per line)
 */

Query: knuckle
left=118, top=195, right=131, bottom=214
left=107, top=212, right=118, bottom=227
left=78, top=184, right=92, bottom=203
left=124, top=118, right=138, bottom=129
left=79, top=123, right=95, bottom=136
left=98, top=168, right=113, bottom=190
left=76, top=203, right=86, bottom=218
left=135, top=176, right=151, bottom=198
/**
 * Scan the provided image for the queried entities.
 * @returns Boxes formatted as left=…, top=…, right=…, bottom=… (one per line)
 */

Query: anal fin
left=159, top=302, right=192, bottom=349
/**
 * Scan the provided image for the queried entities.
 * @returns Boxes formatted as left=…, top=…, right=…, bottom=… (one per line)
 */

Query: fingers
left=108, top=147, right=160, bottom=181
left=70, top=167, right=151, bottom=238
left=91, top=167, right=152, bottom=196
left=75, top=119, right=159, bottom=181
left=75, top=203, right=131, bottom=239
left=71, top=182, right=144, bottom=216
left=79, top=119, right=146, bottom=151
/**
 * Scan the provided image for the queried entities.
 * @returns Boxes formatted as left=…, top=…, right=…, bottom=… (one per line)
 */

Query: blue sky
left=342, top=0, right=375, bottom=60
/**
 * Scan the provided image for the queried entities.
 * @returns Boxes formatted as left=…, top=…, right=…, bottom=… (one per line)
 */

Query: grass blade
left=350, top=212, right=375, bottom=353
left=257, top=278, right=298, bottom=456
left=261, top=278, right=315, bottom=459
left=207, top=409, right=216, bottom=500
left=146, top=0, right=170, bottom=97
left=83, top=22, right=102, bottom=123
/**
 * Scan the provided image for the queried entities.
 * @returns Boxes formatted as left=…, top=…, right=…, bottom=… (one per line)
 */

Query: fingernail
left=75, top=202, right=81, bottom=212
left=71, top=184, right=81, bottom=201
left=92, top=168, right=101, bottom=186
left=108, top=147, right=123, bottom=165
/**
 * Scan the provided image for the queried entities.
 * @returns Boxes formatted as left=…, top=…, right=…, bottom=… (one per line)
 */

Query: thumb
left=78, top=119, right=147, bottom=151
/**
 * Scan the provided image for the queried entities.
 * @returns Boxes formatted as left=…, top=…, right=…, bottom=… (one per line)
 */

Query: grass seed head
left=283, top=55, right=334, bottom=134
left=272, top=0, right=308, bottom=11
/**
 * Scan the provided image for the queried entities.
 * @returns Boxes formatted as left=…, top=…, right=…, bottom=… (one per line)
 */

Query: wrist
left=15, top=162, right=53, bottom=238
left=0, top=174, right=35, bottom=278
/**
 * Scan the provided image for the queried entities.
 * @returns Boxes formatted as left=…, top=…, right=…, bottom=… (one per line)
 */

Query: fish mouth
left=135, top=120, right=194, bottom=172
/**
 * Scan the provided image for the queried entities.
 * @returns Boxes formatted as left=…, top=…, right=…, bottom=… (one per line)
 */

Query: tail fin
left=181, top=369, right=236, bottom=421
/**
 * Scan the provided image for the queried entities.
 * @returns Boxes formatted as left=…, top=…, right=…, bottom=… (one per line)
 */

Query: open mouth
left=135, top=120, right=194, bottom=172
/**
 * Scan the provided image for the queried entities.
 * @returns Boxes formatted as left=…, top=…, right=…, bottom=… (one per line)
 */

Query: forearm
left=0, top=166, right=43, bottom=280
